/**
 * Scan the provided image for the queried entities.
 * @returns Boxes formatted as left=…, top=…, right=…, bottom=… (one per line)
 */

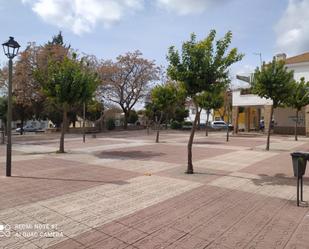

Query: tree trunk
left=98, top=111, right=104, bottom=132
left=20, top=118, right=24, bottom=135
left=59, top=104, right=68, bottom=153
left=147, top=119, right=150, bottom=135
left=205, top=110, right=210, bottom=136
left=197, top=112, right=200, bottom=130
left=226, top=106, right=230, bottom=142
left=187, top=108, right=201, bottom=174
left=156, top=129, right=160, bottom=143
left=266, top=105, right=274, bottom=151
left=83, top=102, right=86, bottom=143
left=123, top=111, right=129, bottom=129
left=295, top=109, right=299, bottom=141
left=155, top=114, right=162, bottom=143
left=1, top=124, right=4, bottom=144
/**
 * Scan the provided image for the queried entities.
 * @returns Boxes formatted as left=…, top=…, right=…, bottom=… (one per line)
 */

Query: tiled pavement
left=0, top=130, right=309, bottom=249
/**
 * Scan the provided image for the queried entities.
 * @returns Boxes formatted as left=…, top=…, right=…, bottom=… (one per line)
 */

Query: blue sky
left=0, top=0, right=309, bottom=87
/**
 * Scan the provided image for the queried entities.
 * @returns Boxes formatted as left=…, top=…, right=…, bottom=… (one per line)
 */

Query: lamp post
left=2, top=37, right=20, bottom=177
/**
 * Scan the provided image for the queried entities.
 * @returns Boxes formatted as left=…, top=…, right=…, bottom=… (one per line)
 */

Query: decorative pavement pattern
left=0, top=130, right=308, bottom=249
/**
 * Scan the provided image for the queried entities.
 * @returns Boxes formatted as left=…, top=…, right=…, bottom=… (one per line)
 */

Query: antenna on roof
left=253, top=52, right=262, bottom=66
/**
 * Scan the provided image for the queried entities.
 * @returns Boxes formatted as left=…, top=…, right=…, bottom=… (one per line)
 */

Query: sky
left=0, top=0, right=309, bottom=87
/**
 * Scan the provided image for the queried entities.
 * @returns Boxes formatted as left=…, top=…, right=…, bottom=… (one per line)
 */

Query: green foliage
left=196, top=85, right=225, bottom=111
left=86, top=100, right=104, bottom=121
left=182, top=121, right=193, bottom=126
left=106, top=118, right=116, bottom=130
left=170, top=120, right=182, bottom=129
left=285, top=78, right=309, bottom=111
left=128, top=110, right=139, bottom=124
left=149, top=82, right=186, bottom=123
left=47, top=31, right=66, bottom=46
left=0, top=97, right=7, bottom=123
left=251, top=58, right=294, bottom=108
left=167, top=30, right=243, bottom=97
left=174, top=106, right=189, bottom=122
left=151, top=83, right=177, bottom=112
left=37, top=56, right=99, bottom=106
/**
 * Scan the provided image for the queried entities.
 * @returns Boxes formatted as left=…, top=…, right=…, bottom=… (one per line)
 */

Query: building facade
left=232, top=52, right=309, bottom=135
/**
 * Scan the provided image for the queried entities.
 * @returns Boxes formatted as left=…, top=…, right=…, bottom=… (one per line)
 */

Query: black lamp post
left=2, top=37, right=20, bottom=177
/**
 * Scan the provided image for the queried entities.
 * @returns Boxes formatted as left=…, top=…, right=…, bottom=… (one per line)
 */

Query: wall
left=274, top=107, right=305, bottom=128
left=287, top=62, right=309, bottom=81
left=232, top=90, right=273, bottom=107
left=186, top=107, right=214, bottom=124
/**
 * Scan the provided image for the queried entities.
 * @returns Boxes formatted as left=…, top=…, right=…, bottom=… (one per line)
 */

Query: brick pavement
left=0, top=130, right=308, bottom=249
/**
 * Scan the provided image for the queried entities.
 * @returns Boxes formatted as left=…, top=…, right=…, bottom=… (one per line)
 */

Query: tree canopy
left=98, top=50, right=159, bottom=128
left=252, top=58, right=294, bottom=108
left=285, top=78, right=309, bottom=141
left=167, top=30, right=243, bottom=173
left=36, top=55, right=99, bottom=152
left=251, top=58, right=294, bottom=150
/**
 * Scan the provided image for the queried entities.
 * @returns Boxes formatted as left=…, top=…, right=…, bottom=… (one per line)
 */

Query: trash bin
left=291, top=152, right=308, bottom=177
left=291, top=152, right=309, bottom=206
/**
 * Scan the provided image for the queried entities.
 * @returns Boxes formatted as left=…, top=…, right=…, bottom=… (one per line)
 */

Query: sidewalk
left=0, top=131, right=308, bottom=248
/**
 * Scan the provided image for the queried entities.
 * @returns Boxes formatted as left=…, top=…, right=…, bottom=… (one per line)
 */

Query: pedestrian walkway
left=0, top=131, right=308, bottom=248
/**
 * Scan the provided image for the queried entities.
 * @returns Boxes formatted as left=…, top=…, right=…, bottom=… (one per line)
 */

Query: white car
left=16, top=125, right=39, bottom=132
left=211, top=121, right=233, bottom=130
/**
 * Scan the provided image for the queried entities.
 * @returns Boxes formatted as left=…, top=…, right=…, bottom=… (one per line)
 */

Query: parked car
left=211, top=121, right=233, bottom=130
left=16, top=126, right=40, bottom=132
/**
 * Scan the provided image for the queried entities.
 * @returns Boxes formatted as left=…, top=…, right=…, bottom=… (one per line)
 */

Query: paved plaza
left=0, top=130, right=308, bottom=249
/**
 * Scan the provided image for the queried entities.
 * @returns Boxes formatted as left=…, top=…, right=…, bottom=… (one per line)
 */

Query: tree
left=285, top=78, right=309, bottom=141
left=98, top=51, right=159, bottom=129
left=0, top=97, right=7, bottom=144
left=36, top=32, right=70, bottom=82
left=36, top=55, right=99, bottom=153
left=167, top=30, right=243, bottom=174
left=13, top=43, right=42, bottom=134
left=0, top=67, right=8, bottom=90
left=85, top=100, right=104, bottom=122
left=252, top=58, right=294, bottom=150
left=196, top=86, right=224, bottom=136
left=47, top=31, right=66, bottom=46
left=149, top=83, right=180, bottom=143
left=128, top=110, right=139, bottom=124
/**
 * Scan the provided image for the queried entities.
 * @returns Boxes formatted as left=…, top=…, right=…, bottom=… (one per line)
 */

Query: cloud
left=21, top=0, right=229, bottom=34
left=156, top=0, right=227, bottom=15
left=21, top=0, right=144, bottom=35
left=275, top=0, right=309, bottom=55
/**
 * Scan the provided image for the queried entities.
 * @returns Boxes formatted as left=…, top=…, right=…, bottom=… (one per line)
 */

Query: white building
left=232, top=52, right=309, bottom=135
left=186, top=105, right=214, bottom=124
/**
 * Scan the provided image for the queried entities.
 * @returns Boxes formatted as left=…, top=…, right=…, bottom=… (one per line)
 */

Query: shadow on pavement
left=95, top=150, right=165, bottom=160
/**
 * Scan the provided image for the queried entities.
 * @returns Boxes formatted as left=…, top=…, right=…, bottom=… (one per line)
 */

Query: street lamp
left=2, top=37, right=20, bottom=177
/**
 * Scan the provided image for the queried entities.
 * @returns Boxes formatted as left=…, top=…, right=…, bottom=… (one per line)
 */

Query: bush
left=128, top=110, right=138, bottom=124
left=182, top=121, right=193, bottom=126
left=106, top=118, right=116, bottom=130
left=170, top=120, right=182, bottom=129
